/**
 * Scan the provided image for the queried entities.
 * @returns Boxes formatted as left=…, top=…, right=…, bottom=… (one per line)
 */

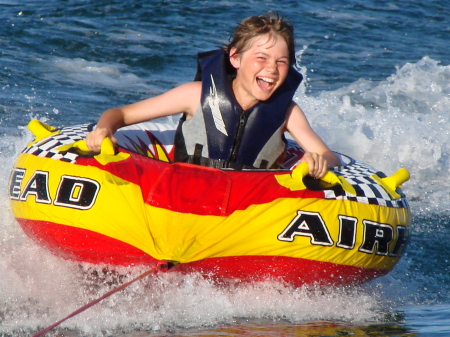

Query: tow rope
left=32, top=261, right=170, bottom=337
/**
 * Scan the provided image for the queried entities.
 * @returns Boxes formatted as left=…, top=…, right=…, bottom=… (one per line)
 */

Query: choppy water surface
left=1, top=1, right=449, bottom=336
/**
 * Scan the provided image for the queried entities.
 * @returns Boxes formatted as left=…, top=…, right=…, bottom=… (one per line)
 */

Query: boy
left=86, top=12, right=340, bottom=177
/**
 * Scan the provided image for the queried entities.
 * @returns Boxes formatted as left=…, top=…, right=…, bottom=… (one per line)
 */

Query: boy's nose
left=265, top=60, right=278, bottom=73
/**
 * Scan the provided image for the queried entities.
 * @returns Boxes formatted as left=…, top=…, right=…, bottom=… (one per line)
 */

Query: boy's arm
left=285, top=103, right=341, bottom=177
left=86, top=82, right=202, bottom=152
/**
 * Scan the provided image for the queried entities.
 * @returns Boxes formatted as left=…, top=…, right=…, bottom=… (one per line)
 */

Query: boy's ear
left=229, top=48, right=240, bottom=69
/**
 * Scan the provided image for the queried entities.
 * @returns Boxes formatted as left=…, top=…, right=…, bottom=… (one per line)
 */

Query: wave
left=295, top=54, right=450, bottom=215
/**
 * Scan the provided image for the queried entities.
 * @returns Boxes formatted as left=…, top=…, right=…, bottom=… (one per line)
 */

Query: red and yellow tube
left=9, top=120, right=411, bottom=287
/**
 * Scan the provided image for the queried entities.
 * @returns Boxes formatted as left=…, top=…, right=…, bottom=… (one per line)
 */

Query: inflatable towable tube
left=9, top=119, right=411, bottom=287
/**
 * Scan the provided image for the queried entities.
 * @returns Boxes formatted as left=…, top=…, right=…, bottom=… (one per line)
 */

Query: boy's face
left=230, top=33, right=290, bottom=107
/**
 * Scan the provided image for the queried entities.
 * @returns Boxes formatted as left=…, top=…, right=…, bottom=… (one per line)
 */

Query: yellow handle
left=276, top=162, right=357, bottom=195
left=26, top=120, right=60, bottom=149
left=382, top=167, right=410, bottom=190
left=56, top=139, right=90, bottom=153
left=56, top=137, right=130, bottom=165
left=371, top=168, right=410, bottom=199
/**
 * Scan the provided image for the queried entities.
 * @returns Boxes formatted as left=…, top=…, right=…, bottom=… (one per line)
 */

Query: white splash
left=294, top=55, right=450, bottom=215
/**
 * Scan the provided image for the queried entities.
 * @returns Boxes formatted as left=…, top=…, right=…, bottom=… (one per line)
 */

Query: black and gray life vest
left=174, top=49, right=303, bottom=169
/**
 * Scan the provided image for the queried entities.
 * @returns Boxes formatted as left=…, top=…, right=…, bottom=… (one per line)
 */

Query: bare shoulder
left=173, top=81, right=202, bottom=98
left=175, top=81, right=202, bottom=93
left=287, top=102, right=304, bottom=114
left=286, top=102, right=309, bottom=124
left=167, top=81, right=202, bottom=116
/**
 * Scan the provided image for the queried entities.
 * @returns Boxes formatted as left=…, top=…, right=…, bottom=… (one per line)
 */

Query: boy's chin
left=254, top=90, right=276, bottom=102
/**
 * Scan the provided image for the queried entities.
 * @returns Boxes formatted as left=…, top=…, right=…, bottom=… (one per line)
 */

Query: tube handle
left=276, top=162, right=357, bottom=195
left=56, top=137, right=130, bottom=165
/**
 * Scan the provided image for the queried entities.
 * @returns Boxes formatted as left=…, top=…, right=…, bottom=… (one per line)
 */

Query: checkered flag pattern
left=22, top=123, right=93, bottom=163
left=328, top=160, right=409, bottom=208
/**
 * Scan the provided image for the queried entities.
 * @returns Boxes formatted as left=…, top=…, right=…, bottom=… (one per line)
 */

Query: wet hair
left=223, top=11, right=296, bottom=66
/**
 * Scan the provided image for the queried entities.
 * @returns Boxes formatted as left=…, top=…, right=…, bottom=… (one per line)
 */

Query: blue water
left=1, top=1, right=449, bottom=336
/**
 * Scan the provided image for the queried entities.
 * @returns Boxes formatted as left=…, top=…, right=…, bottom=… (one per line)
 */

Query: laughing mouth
left=257, top=76, right=276, bottom=90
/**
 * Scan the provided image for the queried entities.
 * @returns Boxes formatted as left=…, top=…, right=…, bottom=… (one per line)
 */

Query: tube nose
left=28, top=119, right=58, bottom=141
left=370, top=168, right=410, bottom=200
left=383, top=168, right=410, bottom=190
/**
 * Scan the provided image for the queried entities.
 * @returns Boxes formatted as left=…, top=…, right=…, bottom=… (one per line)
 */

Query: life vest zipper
left=229, top=108, right=250, bottom=162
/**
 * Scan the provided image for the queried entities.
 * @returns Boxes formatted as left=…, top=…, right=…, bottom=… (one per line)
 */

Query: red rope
left=32, top=261, right=168, bottom=337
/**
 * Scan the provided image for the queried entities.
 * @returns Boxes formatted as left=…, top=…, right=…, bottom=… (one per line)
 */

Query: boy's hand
left=86, top=128, right=117, bottom=153
left=297, top=152, right=328, bottom=179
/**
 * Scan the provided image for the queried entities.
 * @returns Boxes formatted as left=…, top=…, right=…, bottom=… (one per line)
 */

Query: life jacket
left=174, top=49, right=303, bottom=169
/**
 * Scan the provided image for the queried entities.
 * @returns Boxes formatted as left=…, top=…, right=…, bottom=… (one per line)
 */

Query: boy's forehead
left=246, top=34, right=288, bottom=53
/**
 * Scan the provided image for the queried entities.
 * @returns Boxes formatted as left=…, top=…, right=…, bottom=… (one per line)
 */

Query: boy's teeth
left=258, top=77, right=274, bottom=83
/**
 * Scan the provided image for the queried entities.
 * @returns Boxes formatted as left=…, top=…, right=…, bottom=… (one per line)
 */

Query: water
left=1, top=0, right=449, bottom=336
